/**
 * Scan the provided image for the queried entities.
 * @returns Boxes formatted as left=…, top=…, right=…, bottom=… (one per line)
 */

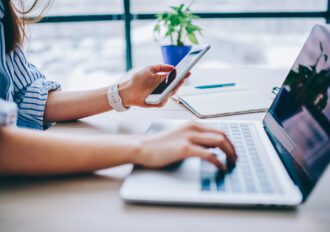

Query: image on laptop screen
left=264, top=25, right=330, bottom=199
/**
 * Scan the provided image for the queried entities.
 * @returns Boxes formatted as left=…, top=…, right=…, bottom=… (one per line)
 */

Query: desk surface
left=0, top=67, right=329, bottom=232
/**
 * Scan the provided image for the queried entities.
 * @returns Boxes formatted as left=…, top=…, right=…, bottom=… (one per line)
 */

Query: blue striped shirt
left=0, top=1, right=61, bottom=130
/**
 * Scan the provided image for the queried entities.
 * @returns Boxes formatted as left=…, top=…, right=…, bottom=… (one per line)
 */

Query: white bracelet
left=107, top=84, right=130, bottom=112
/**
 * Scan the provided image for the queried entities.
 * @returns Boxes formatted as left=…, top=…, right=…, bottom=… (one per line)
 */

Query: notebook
left=175, top=87, right=273, bottom=118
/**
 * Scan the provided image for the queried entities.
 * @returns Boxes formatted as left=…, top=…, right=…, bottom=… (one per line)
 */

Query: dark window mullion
left=123, top=0, right=133, bottom=71
left=327, top=0, right=330, bottom=23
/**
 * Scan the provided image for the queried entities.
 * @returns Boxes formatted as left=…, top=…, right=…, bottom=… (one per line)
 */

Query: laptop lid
left=263, top=25, right=330, bottom=201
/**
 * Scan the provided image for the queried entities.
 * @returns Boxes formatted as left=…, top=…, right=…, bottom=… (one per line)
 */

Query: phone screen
left=151, top=49, right=203, bottom=95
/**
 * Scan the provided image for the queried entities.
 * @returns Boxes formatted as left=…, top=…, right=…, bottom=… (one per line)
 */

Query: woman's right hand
left=133, top=122, right=237, bottom=171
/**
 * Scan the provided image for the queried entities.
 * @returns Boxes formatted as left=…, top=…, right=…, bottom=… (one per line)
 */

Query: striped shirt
left=0, top=1, right=61, bottom=130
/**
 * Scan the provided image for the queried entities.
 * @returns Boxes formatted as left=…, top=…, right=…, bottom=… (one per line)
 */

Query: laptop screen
left=263, top=25, right=330, bottom=200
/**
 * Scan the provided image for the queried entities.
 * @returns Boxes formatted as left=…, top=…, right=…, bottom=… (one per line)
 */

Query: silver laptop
left=120, top=25, right=330, bottom=207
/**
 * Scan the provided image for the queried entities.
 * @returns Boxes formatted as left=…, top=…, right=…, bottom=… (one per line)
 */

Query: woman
left=0, top=0, right=236, bottom=175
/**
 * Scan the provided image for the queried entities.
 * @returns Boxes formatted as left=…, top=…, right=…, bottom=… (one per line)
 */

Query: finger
left=187, top=145, right=227, bottom=171
left=150, top=64, right=174, bottom=73
left=187, top=124, right=237, bottom=160
left=188, top=131, right=237, bottom=166
left=148, top=72, right=168, bottom=88
left=142, top=98, right=169, bottom=108
left=175, top=77, right=187, bottom=89
left=189, top=132, right=233, bottom=157
left=153, top=72, right=168, bottom=81
left=184, top=72, right=191, bottom=78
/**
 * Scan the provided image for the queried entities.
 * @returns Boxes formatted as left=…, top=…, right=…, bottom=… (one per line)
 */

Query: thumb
left=150, top=64, right=174, bottom=74
left=152, top=72, right=168, bottom=85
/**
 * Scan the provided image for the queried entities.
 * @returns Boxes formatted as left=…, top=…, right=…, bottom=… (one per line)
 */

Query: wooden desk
left=0, top=68, right=329, bottom=232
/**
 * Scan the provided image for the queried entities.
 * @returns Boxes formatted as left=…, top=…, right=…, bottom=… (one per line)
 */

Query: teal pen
left=194, top=82, right=236, bottom=89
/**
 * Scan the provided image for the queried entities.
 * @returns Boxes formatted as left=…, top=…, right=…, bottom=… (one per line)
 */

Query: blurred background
left=24, top=0, right=329, bottom=88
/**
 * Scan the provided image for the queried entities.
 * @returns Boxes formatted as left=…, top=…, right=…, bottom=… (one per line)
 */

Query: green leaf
left=176, top=4, right=183, bottom=12
left=178, top=10, right=187, bottom=18
left=153, top=23, right=160, bottom=32
left=187, top=32, right=198, bottom=44
left=186, top=24, right=200, bottom=31
left=160, top=13, right=169, bottom=21
left=169, top=15, right=181, bottom=26
left=170, top=6, right=179, bottom=12
left=185, top=27, right=194, bottom=34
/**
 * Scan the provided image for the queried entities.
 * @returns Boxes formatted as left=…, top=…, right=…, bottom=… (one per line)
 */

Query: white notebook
left=177, top=89, right=272, bottom=118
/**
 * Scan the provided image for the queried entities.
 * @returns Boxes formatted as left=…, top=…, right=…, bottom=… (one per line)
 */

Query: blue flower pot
left=161, top=45, right=192, bottom=66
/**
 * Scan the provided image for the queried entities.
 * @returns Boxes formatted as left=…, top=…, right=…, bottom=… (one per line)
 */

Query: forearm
left=43, top=64, right=179, bottom=123
left=44, top=88, right=112, bottom=122
left=0, top=127, right=140, bottom=176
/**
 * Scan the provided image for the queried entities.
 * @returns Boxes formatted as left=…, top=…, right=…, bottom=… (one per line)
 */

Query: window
left=131, top=0, right=327, bottom=13
left=27, top=21, right=125, bottom=88
left=132, top=18, right=323, bottom=69
left=24, top=0, right=329, bottom=85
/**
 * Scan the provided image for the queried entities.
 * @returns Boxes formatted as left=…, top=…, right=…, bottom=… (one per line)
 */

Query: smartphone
left=145, top=45, right=211, bottom=105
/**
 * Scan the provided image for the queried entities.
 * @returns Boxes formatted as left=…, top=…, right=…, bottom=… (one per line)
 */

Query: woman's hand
left=118, top=64, right=190, bottom=108
left=133, top=122, right=238, bottom=171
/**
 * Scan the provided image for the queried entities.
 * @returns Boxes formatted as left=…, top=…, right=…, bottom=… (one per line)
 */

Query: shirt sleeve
left=11, top=48, right=61, bottom=130
left=0, top=99, right=17, bottom=127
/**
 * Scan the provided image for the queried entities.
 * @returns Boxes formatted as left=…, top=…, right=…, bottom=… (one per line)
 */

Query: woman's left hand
left=118, top=64, right=191, bottom=108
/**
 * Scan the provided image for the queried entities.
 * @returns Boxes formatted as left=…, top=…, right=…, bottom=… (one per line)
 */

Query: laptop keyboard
left=201, top=122, right=275, bottom=194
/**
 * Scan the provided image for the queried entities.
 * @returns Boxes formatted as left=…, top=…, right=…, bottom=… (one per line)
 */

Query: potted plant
left=153, top=3, right=202, bottom=66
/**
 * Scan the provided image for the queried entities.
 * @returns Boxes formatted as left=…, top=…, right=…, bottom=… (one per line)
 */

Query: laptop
left=120, top=25, right=330, bottom=207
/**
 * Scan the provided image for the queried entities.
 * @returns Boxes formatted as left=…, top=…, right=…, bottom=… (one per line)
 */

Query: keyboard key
left=200, top=122, right=275, bottom=195
left=228, top=174, right=240, bottom=192
left=261, top=184, right=272, bottom=193
left=246, top=182, right=256, bottom=193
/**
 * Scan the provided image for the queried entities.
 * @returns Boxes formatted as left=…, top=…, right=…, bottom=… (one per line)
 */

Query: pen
left=194, top=83, right=236, bottom=89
